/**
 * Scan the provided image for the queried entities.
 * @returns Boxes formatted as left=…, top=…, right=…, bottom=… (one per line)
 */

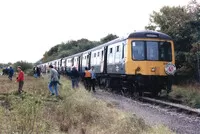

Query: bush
left=13, top=61, right=33, bottom=73
left=26, top=69, right=34, bottom=76
left=170, top=85, right=200, bottom=108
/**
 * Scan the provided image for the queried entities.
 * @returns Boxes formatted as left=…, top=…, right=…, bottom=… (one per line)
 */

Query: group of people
left=1, top=66, right=14, bottom=81
left=2, top=64, right=97, bottom=97
left=82, top=66, right=96, bottom=92
left=33, top=66, right=41, bottom=78
left=66, top=66, right=96, bottom=92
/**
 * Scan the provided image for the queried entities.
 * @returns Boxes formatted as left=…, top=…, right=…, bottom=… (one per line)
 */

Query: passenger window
left=110, top=48, right=112, bottom=54
left=98, top=52, right=99, bottom=57
left=94, top=53, right=96, bottom=57
left=116, top=46, right=120, bottom=52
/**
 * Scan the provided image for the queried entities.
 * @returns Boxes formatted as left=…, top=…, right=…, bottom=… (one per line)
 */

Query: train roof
left=63, top=52, right=82, bottom=60
left=128, top=30, right=172, bottom=40
left=81, top=30, right=172, bottom=53
left=41, top=30, right=172, bottom=64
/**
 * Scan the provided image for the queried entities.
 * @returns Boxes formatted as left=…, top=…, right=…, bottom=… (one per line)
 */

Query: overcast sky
left=0, top=0, right=196, bottom=63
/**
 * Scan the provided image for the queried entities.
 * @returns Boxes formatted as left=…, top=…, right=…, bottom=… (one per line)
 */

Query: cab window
left=132, top=41, right=145, bottom=60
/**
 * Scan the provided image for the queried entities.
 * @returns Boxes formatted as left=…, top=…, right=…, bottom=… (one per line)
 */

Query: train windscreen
left=132, top=41, right=172, bottom=61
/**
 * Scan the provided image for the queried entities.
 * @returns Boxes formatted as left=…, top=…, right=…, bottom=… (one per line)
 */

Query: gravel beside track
left=93, top=90, right=200, bottom=134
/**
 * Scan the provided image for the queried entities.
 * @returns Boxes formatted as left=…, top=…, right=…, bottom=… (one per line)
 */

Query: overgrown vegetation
left=169, top=85, right=200, bottom=108
left=0, top=76, right=173, bottom=134
left=12, top=61, right=33, bottom=72
left=0, top=61, right=33, bottom=73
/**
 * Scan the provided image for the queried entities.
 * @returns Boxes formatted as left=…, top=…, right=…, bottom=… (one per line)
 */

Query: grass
left=0, top=75, right=173, bottom=134
left=169, top=84, right=200, bottom=108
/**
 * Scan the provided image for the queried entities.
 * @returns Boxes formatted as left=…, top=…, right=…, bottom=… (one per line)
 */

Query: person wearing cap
left=16, top=66, right=24, bottom=94
left=48, top=65, right=59, bottom=96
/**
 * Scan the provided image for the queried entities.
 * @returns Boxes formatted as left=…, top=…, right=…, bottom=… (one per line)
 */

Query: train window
left=132, top=41, right=145, bottom=60
left=147, top=42, right=159, bottom=60
left=94, top=53, right=96, bottom=57
left=116, top=46, right=120, bottom=52
left=110, top=48, right=113, bottom=53
left=159, top=42, right=172, bottom=61
left=98, top=52, right=99, bottom=57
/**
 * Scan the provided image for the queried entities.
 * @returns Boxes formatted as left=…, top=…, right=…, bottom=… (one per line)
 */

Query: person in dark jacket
left=67, top=66, right=80, bottom=89
left=36, top=66, right=41, bottom=78
left=8, top=66, right=14, bottom=81
left=33, top=66, right=37, bottom=78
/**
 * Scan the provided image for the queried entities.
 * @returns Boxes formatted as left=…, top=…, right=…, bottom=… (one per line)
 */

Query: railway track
left=101, top=88, right=200, bottom=117
left=139, top=96, right=200, bottom=117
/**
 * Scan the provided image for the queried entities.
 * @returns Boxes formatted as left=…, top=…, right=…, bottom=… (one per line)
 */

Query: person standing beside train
left=84, top=67, right=91, bottom=91
left=67, top=66, right=80, bottom=89
left=89, top=66, right=96, bottom=92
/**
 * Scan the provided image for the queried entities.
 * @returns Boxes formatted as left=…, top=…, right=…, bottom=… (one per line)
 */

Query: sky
left=0, top=0, right=196, bottom=63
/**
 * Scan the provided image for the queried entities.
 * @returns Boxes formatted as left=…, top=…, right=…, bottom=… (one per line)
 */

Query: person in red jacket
left=16, top=66, right=24, bottom=94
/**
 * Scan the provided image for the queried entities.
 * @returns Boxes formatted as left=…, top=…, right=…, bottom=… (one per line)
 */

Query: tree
left=145, top=5, right=195, bottom=52
left=100, top=34, right=118, bottom=44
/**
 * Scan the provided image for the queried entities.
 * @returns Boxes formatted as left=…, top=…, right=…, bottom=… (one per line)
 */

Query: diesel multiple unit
left=39, top=30, right=176, bottom=96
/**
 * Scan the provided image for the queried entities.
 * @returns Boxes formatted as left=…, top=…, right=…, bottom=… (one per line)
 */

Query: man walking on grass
left=48, top=65, right=59, bottom=97
left=16, top=66, right=24, bottom=94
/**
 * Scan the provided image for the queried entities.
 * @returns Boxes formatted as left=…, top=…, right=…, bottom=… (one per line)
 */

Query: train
left=39, top=30, right=176, bottom=96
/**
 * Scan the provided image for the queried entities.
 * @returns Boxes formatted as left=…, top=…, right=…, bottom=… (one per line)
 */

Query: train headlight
left=151, top=67, right=156, bottom=72
left=165, top=62, right=176, bottom=75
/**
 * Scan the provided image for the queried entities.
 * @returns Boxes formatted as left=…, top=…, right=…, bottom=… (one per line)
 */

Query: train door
left=100, top=48, right=104, bottom=73
left=88, top=52, right=91, bottom=69
left=71, top=57, right=74, bottom=67
left=78, top=56, right=82, bottom=72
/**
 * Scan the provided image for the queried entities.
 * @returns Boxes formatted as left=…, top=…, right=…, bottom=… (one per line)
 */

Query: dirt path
left=93, top=90, right=200, bottom=134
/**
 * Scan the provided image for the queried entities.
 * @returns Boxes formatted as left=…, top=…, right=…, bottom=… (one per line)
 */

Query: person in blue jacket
left=8, top=66, right=14, bottom=81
